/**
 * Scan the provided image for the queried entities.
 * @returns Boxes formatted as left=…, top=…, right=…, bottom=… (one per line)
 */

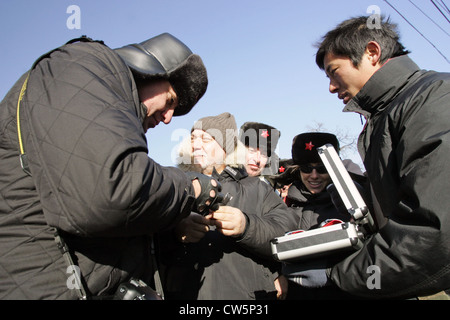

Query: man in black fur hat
left=239, top=122, right=281, bottom=184
left=115, top=33, right=208, bottom=126
left=0, top=33, right=217, bottom=299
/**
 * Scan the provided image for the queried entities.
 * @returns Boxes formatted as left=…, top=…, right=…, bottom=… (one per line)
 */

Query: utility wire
left=408, top=0, right=450, bottom=37
left=439, top=0, right=450, bottom=14
left=383, top=0, right=450, bottom=64
left=436, top=0, right=450, bottom=14
left=435, top=0, right=450, bottom=16
left=431, top=0, right=450, bottom=23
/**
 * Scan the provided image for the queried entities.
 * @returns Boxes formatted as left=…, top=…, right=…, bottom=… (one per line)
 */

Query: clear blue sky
left=1, top=0, right=449, bottom=168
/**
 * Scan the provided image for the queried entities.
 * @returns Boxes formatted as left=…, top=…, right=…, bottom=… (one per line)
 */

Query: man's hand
left=175, top=212, right=211, bottom=243
left=274, top=275, right=288, bottom=300
left=205, top=206, right=247, bottom=237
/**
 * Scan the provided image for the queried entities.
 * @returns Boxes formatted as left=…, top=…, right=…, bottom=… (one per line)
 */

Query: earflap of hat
left=170, top=54, right=208, bottom=116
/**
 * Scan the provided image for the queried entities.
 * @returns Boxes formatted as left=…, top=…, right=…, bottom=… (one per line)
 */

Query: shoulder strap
left=150, top=236, right=165, bottom=299
left=16, top=73, right=31, bottom=176
left=54, top=229, right=88, bottom=300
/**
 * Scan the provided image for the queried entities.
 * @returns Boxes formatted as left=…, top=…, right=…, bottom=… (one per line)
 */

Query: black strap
left=54, top=229, right=88, bottom=300
left=150, top=236, right=165, bottom=299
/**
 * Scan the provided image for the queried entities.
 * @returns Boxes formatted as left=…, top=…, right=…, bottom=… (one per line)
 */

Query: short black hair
left=315, top=15, right=410, bottom=69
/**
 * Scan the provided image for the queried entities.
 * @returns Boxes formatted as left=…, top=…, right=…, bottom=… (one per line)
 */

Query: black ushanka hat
left=115, top=33, right=208, bottom=116
left=291, top=132, right=339, bottom=165
left=239, top=122, right=280, bottom=157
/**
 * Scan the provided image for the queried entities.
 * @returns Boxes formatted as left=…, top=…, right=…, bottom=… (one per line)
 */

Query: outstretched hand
left=186, top=172, right=224, bottom=215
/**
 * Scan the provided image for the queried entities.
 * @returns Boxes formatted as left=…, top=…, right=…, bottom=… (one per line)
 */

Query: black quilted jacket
left=0, top=39, right=194, bottom=299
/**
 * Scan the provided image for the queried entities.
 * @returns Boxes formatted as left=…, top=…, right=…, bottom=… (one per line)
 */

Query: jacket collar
left=287, top=180, right=330, bottom=204
left=343, top=55, right=420, bottom=117
left=212, top=165, right=248, bottom=182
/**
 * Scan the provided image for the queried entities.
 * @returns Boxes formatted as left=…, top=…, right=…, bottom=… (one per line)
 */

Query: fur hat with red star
left=291, top=132, right=339, bottom=165
left=239, top=122, right=280, bottom=157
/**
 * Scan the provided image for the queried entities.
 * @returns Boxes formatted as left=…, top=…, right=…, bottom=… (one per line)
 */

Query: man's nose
left=329, top=79, right=339, bottom=94
left=191, top=136, right=206, bottom=150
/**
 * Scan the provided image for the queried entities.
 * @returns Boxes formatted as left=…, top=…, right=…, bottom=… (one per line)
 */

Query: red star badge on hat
left=279, top=166, right=285, bottom=173
left=261, top=130, right=269, bottom=138
left=305, top=141, right=314, bottom=151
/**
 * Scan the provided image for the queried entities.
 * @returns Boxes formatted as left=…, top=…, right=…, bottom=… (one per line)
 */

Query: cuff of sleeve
left=180, top=187, right=195, bottom=220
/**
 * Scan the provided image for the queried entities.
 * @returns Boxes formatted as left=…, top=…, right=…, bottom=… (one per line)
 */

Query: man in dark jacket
left=0, top=34, right=217, bottom=299
left=239, top=121, right=281, bottom=178
left=315, top=16, right=450, bottom=299
left=160, top=112, right=298, bottom=299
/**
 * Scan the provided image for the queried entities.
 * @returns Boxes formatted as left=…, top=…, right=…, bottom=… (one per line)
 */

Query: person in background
left=0, top=33, right=217, bottom=299
left=160, top=112, right=298, bottom=300
left=270, top=132, right=365, bottom=299
left=273, top=158, right=294, bottom=202
left=239, top=122, right=281, bottom=181
left=315, top=15, right=450, bottom=299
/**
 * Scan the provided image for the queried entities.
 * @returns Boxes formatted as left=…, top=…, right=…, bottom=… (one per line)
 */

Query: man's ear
left=365, top=41, right=382, bottom=66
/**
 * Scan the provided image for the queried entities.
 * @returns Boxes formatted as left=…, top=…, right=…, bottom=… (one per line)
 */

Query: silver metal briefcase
left=271, top=222, right=363, bottom=262
left=271, top=144, right=374, bottom=262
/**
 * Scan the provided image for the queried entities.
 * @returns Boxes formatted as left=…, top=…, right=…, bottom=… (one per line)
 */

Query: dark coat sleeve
left=237, top=180, right=299, bottom=257
left=22, top=41, right=194, bottom=237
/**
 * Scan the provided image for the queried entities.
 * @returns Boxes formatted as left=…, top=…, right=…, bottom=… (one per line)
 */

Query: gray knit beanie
left=192, top=112, right=237, bottom=154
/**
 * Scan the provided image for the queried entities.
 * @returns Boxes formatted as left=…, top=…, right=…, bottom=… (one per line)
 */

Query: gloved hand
left=185, top=172, right=224, bottom=215
left=283, top=261, right=332, bottom=288
left=290, top=268, right=332, bottom=288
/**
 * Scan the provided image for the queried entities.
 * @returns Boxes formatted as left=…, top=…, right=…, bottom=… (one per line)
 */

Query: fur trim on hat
left=169, top=54, right=208, bottom=116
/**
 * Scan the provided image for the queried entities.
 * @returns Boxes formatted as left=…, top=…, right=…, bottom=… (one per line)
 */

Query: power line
left=383, top=0, right=450, bottom=64
left=437, top=0, right=450, bottom=14
left=408, top=0, right=450, bottom=37
left=440, top=0, right=450, bottom=14
left=431, top=0, right=450, bottom=23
